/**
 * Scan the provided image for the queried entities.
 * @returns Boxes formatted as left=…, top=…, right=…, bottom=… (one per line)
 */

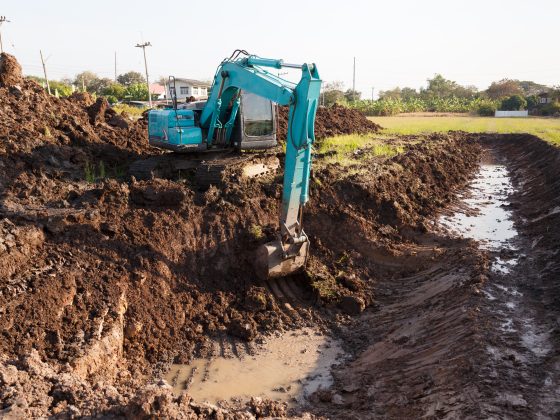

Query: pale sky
left=2, top=0, right=559, bottom=98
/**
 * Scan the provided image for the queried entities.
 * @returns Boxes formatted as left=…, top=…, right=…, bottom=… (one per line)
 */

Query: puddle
left=491, top=257, right=519, bottom=275
left=164, top=328, right=344, bottom=405
left=440, top=164, right=518, bottom=251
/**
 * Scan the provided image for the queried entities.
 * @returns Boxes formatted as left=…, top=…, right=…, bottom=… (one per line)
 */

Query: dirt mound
left=0, top=57, right=154, bottom=168
left=277, top=104, right=381, bottom=141
left=0, top=53, right=23, bottom=87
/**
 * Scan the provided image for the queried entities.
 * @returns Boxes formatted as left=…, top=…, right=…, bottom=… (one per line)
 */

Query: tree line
left=27, top=71, right=151, bottom=103
left=323, top=75, right=560, bottom=116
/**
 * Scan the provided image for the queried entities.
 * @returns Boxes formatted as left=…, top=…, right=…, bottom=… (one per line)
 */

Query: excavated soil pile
left=0, top=53, right=23, bottom=88
left=277, top=104, right=382, bottom=141
left=0, top=53, right=153, bottom=167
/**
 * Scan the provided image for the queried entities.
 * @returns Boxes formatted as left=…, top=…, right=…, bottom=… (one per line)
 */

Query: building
left=149, top=83, right=166, bottom=100
left=168, top=78, right=211, bottom=101
left=538, top=92, right=553, bottom=104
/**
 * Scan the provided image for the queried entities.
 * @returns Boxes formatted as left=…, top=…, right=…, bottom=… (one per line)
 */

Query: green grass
left=112, top=103, right=146, bottom=119
left=317, top=134, right=404, bottom=167
left=370, top=115, right=560, bottom=146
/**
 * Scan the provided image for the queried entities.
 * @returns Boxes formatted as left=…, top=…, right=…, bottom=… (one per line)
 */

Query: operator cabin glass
left=242, top=92, right=274, bottom=137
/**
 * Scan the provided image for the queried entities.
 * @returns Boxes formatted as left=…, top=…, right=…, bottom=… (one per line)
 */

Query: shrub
left=541, top=102, right=560, bottom=116
left=477, top=102, right=497, bottom=116
left=501, top=94, right=527, bottom=111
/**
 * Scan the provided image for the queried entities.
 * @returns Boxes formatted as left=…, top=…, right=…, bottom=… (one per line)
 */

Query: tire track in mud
left=474, top=136, right=560, bottom=418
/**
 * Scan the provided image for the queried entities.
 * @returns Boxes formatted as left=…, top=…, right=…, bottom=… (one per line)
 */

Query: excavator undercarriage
left=129, top=151, right=280, bottom=190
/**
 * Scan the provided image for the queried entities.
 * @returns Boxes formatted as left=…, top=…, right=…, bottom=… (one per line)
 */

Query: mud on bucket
left=254, top=239, right=310, bottom=280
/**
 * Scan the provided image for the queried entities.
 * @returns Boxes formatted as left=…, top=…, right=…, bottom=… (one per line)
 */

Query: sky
left=2, top=0, right=559, bottom=98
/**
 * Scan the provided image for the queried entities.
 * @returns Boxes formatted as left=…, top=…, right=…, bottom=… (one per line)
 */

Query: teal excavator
left=146, top=50, right=321, bottom=279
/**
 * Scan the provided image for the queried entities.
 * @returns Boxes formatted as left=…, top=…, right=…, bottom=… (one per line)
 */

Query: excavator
left=146, top=50, right=321, bottom=280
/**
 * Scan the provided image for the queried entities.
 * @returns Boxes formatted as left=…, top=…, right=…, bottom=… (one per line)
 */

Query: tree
left=518, top=80, right=548, bottom=96
left=344, top=88, right=361, bottom=102
left=421, top=74, right=459, bottom=99
left=525, top=95, right=539, bottom=110
left=89, top=77, right=114, bottom=95
left=102, top=83, right=127, bottom=103
left=486, top=79, right=524, bottom=100
left=322, top=81, right=345, bottom=106
left=124, top=83, right=149, bottom=101
left=74, top=71, right=100, bottom=92
left=117, top=71, right=145, bottom=87
left=501, top=94, right=527, bottom=111
left=26, top=76, right=73, bottom=97
left=419, top=74, right=477, bottom=100
left=401, top=87, right=419, bottom=100
left=378, top=87, right=402, bottom=100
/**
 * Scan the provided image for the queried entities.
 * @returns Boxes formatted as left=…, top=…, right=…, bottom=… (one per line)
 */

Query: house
left=149, top=83, right=166, bottom=100
left=168, top=78, right=211, bottom=101
left=538, top=92, right=552, bottom=104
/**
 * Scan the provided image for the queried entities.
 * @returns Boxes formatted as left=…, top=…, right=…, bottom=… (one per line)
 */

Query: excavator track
left=129, top=152, right=280, bottom=190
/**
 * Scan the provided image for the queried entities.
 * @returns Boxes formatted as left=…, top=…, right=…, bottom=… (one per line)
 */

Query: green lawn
left=369, top=115, right=560, bottom=146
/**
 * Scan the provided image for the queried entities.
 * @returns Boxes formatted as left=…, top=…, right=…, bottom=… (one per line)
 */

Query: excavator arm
left=200, top=51, right=321, bottom=279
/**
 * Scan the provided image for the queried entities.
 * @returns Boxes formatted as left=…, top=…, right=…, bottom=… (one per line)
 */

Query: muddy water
left=440, top=163, right=518, bottom=251
left=164, top=328, right=344, bottom=404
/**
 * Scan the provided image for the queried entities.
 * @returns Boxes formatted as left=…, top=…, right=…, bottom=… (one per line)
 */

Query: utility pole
left=352, top=57, right=356, bottom=102
left=0, top=16, right=10, bottom=54
left=135, top=41, right=152, bottom=108
left=114, top=51, right=117, bottom=82
left=39, top=50, right=51, bottom=95
left=371, top=86, right=375, bottom=102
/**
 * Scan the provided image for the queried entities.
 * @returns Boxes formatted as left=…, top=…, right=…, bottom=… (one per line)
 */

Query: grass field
left=369, top=115, right=560, bottom=146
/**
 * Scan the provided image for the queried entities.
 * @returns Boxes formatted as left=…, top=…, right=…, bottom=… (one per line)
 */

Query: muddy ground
left=1, top=53, right=559, bottom=418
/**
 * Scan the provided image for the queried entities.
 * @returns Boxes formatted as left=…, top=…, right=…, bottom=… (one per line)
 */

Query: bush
left=477, top=102, right=497, bottom=116
left=541, top=102, right=560, bottom=116
left=501, top=94, right=527, bottom=111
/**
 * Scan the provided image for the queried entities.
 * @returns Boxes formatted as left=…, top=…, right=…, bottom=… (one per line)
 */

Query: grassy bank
left=369, top=115, right=560, bottom=145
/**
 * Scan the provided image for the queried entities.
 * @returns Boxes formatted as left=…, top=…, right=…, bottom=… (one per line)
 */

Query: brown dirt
left=0, top=53, right=23, bottom=88
left=1, top=54, right=559, bottom=418
left=277, top=104, right=382, bottom=141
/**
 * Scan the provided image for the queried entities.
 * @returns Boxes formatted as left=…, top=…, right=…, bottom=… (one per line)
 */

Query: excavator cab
left=232, top=91, right=277, bottom=150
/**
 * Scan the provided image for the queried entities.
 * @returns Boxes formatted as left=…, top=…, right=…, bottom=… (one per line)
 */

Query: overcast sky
left=2, top=0, right=558, bottom=97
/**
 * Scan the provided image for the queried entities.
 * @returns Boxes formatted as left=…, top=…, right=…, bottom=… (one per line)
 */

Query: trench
left=440, top=144, right=559, bottom=417
left=316, top=137, right=560, bottom=419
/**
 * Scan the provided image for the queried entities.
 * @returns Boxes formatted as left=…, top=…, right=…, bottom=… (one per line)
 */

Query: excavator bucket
left=254, top=239, right=309, bottom=280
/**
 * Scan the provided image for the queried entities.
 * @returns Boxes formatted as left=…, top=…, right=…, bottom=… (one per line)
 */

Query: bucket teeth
left=255, top=239, right=309, bottom=280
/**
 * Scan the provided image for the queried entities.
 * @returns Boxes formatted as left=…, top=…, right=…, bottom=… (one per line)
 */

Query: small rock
left=338, top=295, right=366, bottom=315
left=332, top=393, right=345, bottom=405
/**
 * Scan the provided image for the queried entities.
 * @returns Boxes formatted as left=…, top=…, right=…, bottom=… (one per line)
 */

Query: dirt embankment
left=277, top=104, right=382, bottom=141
